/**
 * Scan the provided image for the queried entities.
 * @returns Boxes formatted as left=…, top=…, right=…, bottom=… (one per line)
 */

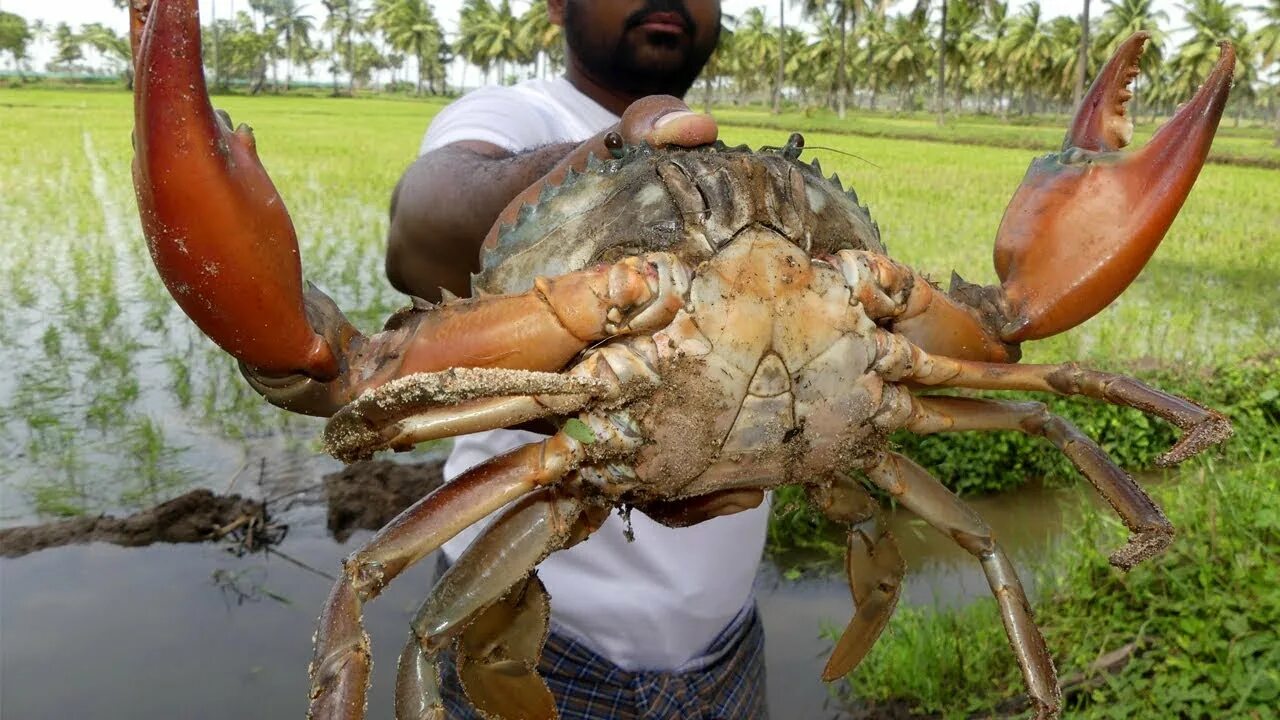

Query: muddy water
left=1, top=467, right=1095, bottom=720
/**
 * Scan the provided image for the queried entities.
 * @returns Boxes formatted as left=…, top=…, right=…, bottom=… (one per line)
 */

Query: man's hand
left=483, top=96, right=718, bottom=252
left=385, top=96, right=716, bottom=302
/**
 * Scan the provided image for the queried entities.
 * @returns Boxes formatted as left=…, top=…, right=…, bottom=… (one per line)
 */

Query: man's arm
left=385, top=140, right=575, bottom=301
left=385, top=96, right=718, bottom=303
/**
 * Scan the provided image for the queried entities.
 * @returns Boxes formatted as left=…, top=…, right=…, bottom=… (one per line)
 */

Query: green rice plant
left=118, top=415, right=192, bottom=508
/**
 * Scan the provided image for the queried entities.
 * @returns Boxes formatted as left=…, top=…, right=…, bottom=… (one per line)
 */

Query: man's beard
left=563, top=0, right=719, bottom=99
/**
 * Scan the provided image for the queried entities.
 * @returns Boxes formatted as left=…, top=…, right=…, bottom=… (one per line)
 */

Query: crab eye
left=604, top=131, right=625, bottom=158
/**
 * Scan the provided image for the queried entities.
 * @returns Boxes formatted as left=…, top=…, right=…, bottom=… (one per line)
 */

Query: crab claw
left=994, top=33, right=1234, bottom=343
left=130, top=0, right=337, bottom=379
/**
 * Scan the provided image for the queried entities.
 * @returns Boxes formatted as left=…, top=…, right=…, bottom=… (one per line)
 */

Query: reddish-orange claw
left=993, top=33, right=1234, bottom=343
left=130, top=0, right=338, bottom=379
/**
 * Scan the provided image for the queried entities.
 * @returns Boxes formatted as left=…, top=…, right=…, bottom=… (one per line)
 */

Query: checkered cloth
left=440, top=603, right=769, bottom=719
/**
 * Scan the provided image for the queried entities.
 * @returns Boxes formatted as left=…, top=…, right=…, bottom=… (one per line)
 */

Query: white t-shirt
left=422, top=77, right=770, bottom=672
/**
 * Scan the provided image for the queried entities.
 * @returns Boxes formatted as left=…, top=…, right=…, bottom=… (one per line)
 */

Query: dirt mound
left=0, top=489, right=271, bottom=558
left=324, top=459, right=446, bottom=542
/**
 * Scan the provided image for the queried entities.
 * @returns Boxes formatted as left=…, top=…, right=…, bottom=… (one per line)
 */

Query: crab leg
left=396, top=488, right=604, bottom=720
left=311, top=412, right=642, bottom=720
left=895, top=350, right=1233, bottom=466
left=806, top=476, right=905, bottom=681
left=308, top=432, right=591, bottom=720
left=875, top=34, right=1235, bottom=358
left=866, top=452, right=1061, bottom=718
left=906, top=396, right=1171, bottom=569
left=129, top=0, right=685, bottom=413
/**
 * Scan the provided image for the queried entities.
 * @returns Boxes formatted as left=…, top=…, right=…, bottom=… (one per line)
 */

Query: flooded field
left=2, top=455, right=1099, bottom=719
left=2, top=87, right=1276, bottom=719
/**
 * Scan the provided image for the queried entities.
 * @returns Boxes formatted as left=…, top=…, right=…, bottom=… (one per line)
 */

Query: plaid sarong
left=440, top=603, right=769, bottom=719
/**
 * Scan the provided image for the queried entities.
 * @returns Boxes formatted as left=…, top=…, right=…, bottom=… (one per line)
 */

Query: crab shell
left=475, top=141, right=884, bottom=295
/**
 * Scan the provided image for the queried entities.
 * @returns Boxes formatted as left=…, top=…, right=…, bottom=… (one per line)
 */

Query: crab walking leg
left=866, top=452, right=1061, bottom=718
left=906, top=395, right=1172, bottom=569
left=395, top=487, right=604, bottom=720
left=806, top=476, right=905, bottom=681
left=452, top=575, right=556, bottom=720
left=905, top=354, right=1232, bottom=466
left=858, top=327, right=1233, bottom=467
left=307, top=432, right=595, bottom=720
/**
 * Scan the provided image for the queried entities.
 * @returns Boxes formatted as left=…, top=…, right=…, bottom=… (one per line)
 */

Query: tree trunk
left=936, top=0, right=947, bottom=125
left=285, top=30, right=293, bottom=92
left=772, top=0, right=785, bottom=114
left=416, top=37, right=424, bottom=96
left=836, top=4, right=850, bottom=119
left=346, top=28, right=354, bottom=95
left=1073, top=0, right=1090, bottom=107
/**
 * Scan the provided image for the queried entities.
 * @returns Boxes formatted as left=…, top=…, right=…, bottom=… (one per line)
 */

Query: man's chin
left=626, top=49, right=695, bottom=76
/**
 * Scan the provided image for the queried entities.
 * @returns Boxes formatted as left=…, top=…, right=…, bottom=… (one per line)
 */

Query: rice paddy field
left=1, top=86, right=1277, bottom=718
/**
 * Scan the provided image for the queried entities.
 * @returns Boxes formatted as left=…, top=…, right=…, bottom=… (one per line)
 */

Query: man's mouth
left=634, top=11, right=688, bottom=35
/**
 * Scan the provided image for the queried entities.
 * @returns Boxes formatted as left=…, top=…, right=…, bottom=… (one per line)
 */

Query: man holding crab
left=384, top=0, right=771, bottom=718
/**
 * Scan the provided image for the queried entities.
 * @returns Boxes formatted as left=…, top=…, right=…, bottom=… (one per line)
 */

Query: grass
left=713, top=105, right=1280, bottom=168
left=830, top=457, right=1280, bottom=718
left=0, top=86, right=1276, bottom=523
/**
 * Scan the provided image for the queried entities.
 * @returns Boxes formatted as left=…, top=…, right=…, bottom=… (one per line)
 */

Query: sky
left=3, top=0, right=1199, bottom=84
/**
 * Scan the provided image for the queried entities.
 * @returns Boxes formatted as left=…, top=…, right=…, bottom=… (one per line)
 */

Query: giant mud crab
left=128, top=1, right=1235, bottom=718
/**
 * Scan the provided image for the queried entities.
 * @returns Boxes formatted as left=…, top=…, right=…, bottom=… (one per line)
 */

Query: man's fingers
left=619, top=95, right=718, bottom=149
left=647, top=110, right=718, bottom=148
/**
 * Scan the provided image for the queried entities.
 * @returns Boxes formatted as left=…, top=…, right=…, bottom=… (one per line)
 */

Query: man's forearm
left=386, top=141, right=576, bottom=301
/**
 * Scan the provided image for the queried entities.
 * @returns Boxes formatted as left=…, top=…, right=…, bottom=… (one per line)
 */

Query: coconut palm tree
left=457, top=0, right=523, bottom=84
left=975, top=0, right=1013, bottom=116
left=1167, top=0, right=1250, bottom=123
left=793, top=8, right=843, bottom=105
left=79, top=22, right=133, bottom=86
left=48, top=22, right=83, bottom=73
left=937, top=0, right=982, bottom=121
left=322, top=0, right=368, bottom=95
left=1002, top=1, right=1055, bottom=114
left=1047, top=14, right=1085, bottom=105
left=0, top=11, right=34, bottom=77
left=730, top=7, right=778, bottom=102
left=1251, top=0, right=1280, bottom=142
left=794, top=0, right=865, bottom=117
left=371, top=0, right=445, bottom=94
left=1255, top=0, right=1280, bottom=67
left=875, top=3, right=931, bottom=111
left=851, top=5, right=889, bottom=109
left=268, top=0, right=314, bottom=91
left=516, top=0, right=562, bottom=79
left=702, top=17, right=736, bottom=111
left=1073, top=0, right=1092, bottom=105
left=773, top=0, right=786, bottom=113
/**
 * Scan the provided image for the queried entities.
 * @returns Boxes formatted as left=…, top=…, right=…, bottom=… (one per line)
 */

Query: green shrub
left=830, top=459, right=1280, bottom=718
